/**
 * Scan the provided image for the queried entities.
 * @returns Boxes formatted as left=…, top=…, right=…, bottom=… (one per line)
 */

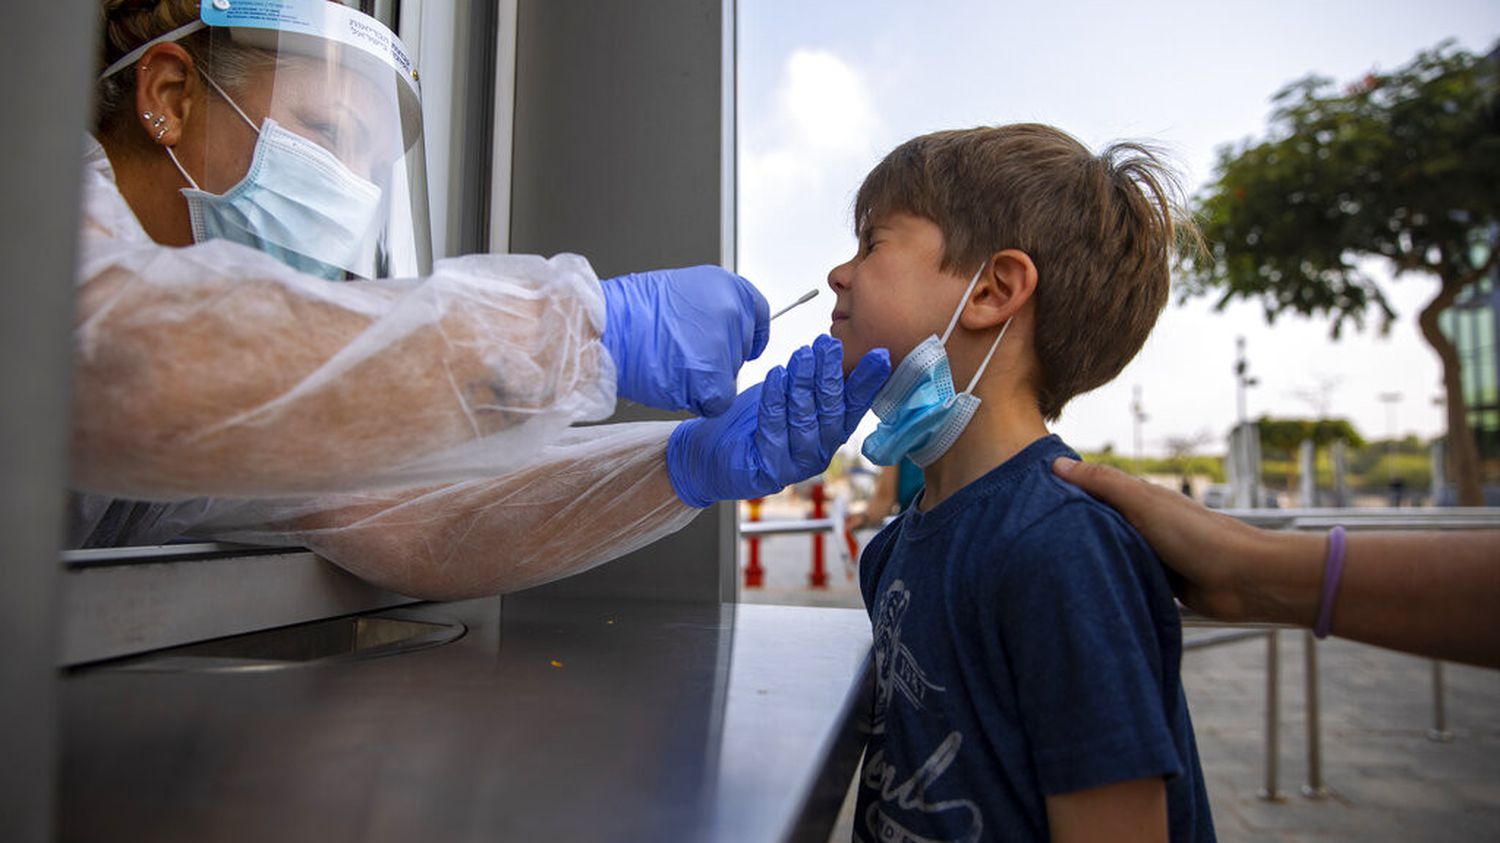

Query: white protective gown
left=70, top=137, right=699, bottom=599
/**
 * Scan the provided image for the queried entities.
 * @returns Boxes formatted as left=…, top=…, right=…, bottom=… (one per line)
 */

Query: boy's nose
left=827, top=259, right=852, bottom=292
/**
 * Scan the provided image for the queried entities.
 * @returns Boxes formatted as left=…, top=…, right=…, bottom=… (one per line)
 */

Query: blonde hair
left=855, top=124, right=1200, bottom=421
left=95, top=0, right=269, bottom=141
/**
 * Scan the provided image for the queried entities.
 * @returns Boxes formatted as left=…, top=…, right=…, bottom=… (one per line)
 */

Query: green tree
left=1256, top=415, right=1364, bottom=493
left=1256, top=415, right=1366, bottom=457
left=1163, top=431, right=1214, bottom=478
left=1184, top=41, right=1500, bottom=505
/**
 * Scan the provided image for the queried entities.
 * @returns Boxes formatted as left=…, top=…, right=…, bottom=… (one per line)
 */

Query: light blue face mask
left=861, top=264, right=1012, bottom=467
left=165, top=73, right=383, bottom=281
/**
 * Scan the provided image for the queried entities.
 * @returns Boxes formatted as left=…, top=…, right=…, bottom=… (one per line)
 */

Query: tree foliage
left=1183, top=40, right=1500, bottom=504
left=1256, top=415, right=1366, bottom=457
left=1185, top=41, right=1499, bottom=331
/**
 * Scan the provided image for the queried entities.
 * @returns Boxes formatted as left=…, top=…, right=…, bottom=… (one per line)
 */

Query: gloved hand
left=600, top=266, right=770, bottom=416
left=666, top=335, right=892, bottom=507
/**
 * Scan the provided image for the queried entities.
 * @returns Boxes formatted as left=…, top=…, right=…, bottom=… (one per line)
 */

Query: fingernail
left=1052, top=457, right=1078, bottom=475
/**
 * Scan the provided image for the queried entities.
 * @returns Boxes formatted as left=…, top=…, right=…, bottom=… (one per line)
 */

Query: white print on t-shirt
left=873, top=579, right=946, bottom=713
left=861, top=579, right=983, bottom=843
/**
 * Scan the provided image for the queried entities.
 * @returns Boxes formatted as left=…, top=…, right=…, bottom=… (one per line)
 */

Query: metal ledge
left=106, top=611, right=466, bottom=674
left=60, top=548, right=420, bottom=667
left=61, top=542, right=291, bottom=568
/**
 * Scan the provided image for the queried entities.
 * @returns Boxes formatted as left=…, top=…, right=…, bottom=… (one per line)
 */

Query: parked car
left=1202, top=485, right=1230, bottom=508
left=1202, top=485, right=1280, bottom=509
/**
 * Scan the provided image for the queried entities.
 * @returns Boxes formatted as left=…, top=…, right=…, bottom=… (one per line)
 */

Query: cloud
left=738, top=49, right=888, bottom=386
left=742, top=49, right=883, bottom=200
left=776, top=49, right=880, bottom=155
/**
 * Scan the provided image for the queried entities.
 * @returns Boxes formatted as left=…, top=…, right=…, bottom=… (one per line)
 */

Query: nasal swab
left=770, top=288, right=819, bottom=321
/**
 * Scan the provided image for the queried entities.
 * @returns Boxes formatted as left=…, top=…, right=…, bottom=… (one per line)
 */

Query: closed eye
left=308, top=122, right=339, bottom=148
left=858, top=223, right=889, bottom=258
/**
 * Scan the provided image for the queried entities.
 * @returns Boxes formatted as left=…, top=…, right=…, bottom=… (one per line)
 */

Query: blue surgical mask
left=165, top=74, right=382, bottom=281
left=861, top=265, right=1012, bottom=467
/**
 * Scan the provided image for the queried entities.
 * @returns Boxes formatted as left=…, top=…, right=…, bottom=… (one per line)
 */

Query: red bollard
left=810, top=483, right=828, bottom=589
left=744, top=497, right=764, bottom=588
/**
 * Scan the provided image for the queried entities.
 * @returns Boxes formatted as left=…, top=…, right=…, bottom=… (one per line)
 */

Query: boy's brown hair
left=855, top=123, right=1195, bottom=421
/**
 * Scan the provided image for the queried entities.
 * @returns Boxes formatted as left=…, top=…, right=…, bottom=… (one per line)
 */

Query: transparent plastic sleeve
left=69, top=423, right=699, bottom=599
left=72, top=151, right=616, bottom=500
left=183, top=422, right=700, bottom=599
left=69, top=150, right=706, bottom=599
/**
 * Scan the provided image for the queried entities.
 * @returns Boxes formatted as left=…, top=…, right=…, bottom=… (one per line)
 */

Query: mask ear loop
left=198, top=71, right=261, bottom=134
left=939, top=263, right=987, bottom=344
left=164, top=145, right=200, bottom=190
left=941, top=261, right=1013, bottom=394
left=962, top=316, right=1012, bottom=394
left=162, top=71, right=261, bottom=191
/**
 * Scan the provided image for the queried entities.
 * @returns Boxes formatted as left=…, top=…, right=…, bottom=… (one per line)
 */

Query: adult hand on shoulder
left=666, top=335, right=891, bottom=507
left=600, top=266, right=770, bottom=416
left=1051, top=457, right=1267, bottom=622
left=1056, top=461, right=1500, bottom=668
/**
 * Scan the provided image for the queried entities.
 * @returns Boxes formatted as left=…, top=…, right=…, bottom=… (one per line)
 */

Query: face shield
left=100, top=0, right=431, bottom=280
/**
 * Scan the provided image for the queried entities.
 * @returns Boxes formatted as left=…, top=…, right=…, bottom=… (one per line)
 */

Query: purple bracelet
left=1313, top=526, right=1347, bottom=639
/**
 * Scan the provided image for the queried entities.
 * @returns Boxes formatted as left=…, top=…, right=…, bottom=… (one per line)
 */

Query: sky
left=735, top=0, right=1500, bottom=457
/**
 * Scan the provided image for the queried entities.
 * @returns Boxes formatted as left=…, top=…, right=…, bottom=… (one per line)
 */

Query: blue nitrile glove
left=666, top=335, right=892, bottom=507
left=600, top=266, right=771, bottom=417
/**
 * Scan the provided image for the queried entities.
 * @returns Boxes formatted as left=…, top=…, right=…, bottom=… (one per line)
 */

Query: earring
left=142, top=111, right=154, bottom=121
left=155, top=126, right=167, bottom=141
left=152, top=114, right=167, bottom=128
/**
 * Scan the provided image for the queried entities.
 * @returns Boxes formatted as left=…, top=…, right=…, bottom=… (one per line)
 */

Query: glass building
left=1442, top=242, right=1500, bottom=478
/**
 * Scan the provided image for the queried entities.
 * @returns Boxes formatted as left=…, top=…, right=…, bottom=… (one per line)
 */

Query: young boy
left=830, top=124, right=1214, bottom=842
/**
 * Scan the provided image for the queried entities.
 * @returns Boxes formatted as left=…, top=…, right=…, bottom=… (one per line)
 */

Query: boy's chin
left=838, top=342, right=870, bottom=376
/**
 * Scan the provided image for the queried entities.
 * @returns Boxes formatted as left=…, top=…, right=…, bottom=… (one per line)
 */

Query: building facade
left=1442, top=228, right=1500, bottom=488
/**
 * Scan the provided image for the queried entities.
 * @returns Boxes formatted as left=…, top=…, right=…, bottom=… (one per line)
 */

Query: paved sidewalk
left=737, top=523, right=1500, bottom=842
left=1183, top=631, right=1500, bottom=843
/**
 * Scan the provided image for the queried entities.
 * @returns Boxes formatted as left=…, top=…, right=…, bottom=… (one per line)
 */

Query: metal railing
left=741, top=505, right=1500, bottom=801
left=1223, top=508, right=1499, bottom=799
left=1220, top=506, right=1499, bottom=531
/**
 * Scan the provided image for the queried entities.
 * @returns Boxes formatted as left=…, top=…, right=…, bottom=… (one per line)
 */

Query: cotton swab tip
left=770, top=288, right=820, bottom=321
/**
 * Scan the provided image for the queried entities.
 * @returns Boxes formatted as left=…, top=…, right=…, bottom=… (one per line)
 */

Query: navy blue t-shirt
left=854, top=435, right=1213, bottom=842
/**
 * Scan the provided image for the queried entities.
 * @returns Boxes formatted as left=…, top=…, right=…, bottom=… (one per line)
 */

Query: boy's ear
left=965, top=248, right=1038, bottom=329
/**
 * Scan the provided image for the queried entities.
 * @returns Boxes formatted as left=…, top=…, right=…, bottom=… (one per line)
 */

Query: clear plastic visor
left=194, top=22, right=431, bottom=280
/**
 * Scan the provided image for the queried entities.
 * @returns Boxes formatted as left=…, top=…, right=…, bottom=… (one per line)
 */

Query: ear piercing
left=143, top=111, right=168, bottom=141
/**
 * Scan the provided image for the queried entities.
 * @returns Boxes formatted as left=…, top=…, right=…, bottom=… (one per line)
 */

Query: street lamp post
left=1236, top=336, right=1259, bottom=425
left=1377, top=391, right=1403, bottom=503
left=1231, top=337, right=1263, bottom=509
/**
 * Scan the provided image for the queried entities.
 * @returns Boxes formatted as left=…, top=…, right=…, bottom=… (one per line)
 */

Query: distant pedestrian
left=1388, top=476, right=1407, bottom=507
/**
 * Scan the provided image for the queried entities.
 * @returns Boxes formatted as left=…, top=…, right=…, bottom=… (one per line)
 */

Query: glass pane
left=1481, top=353, right=1498, bottom=408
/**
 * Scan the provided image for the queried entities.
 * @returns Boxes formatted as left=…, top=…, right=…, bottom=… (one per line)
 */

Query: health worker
left=74, top=0, right=890, bottom=598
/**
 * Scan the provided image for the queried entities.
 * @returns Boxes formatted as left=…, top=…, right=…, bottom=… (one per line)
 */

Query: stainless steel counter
left=59, top=599, right=872, bottom=843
